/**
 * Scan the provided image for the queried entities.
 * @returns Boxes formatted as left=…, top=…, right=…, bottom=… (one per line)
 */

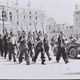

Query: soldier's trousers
left=9, top=47, right=16, bottom=62
left=33, top=48, right=45, bottom=64
left=19, top=49, right=30, bottom=65
left=56, top=47, right=68, bottom=63
left=0, top=48, right=3, bottom=57
left=28, top=48, right=34, bottom=61
left=4, top=48, right=8, bottom=58
left=45, top=49, right=51, bottom=60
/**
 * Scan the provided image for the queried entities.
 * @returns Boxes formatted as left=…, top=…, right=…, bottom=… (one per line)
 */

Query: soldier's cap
left=60, top=31, right=63, bottom=34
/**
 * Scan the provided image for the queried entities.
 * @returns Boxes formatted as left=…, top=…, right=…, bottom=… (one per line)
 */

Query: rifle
left=41, top=23, right=45, bottom=53
left=26, top=23, right=29, bottom=36
left=34, top=22, right=38, bottom=35
left=42, top=23, right=44, bottom=36
left=3, top=27, right=7, bottom=35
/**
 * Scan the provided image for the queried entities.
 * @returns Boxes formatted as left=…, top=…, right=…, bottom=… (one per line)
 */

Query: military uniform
left=18, top=32, right=30, bottom=65
left=27, top=35, right=34, bottom=61
left=56, top=35, right=69, bottom=63
left=33, top=34, right=45, bottom=65
left=51, top=36, right=55, bottom=51
left=43, top=36, right=52, bottom=61
left=0, top=35, right=3, bottom=57
left=3, top=34, right=8, bottom=59
left=8, top=32, right=16, bottom=62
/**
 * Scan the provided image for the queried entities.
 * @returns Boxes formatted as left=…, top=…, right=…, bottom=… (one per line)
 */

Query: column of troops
left=0, top=28, right=69, bottom=65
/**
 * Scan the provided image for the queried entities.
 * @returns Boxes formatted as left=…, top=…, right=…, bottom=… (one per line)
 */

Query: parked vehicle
left=53, top=38, right=80, bottom=58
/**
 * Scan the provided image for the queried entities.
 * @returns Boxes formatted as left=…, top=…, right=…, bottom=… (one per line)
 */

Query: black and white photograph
left=0, top=0, right=80, bottom=79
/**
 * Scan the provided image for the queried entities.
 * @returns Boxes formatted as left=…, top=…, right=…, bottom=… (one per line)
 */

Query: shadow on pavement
left=69, top=56, right=80, bottom=60
left=63, top=72, right=80, bottom=75
left=71, top=57, right=80, bottom=59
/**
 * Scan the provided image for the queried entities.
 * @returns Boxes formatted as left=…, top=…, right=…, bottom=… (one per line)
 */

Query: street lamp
left=1, top=6, right=8, bottom=34
left=41, top=13, right=45, bottom=35
left=34, top=21, right=37, bottom=33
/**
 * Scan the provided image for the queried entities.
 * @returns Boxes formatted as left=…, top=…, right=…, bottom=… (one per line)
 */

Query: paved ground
left=0, top=53, right=80, bottom=79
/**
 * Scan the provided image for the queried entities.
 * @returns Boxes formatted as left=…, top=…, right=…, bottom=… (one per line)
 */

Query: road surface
left=0, top=53, right=80, bottom=79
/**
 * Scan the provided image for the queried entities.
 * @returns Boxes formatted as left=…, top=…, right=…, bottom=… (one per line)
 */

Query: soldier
left=33, top=31, right=38, bottom=56
left=43, top=34, right=52, bottom=61
left=3, top=33, right=9, bottom=59
left=16, top=31, right=21, bottom=58
left=8, top=31, right=16, bottom=62
left=50, top=35, right=55, bottom=51
left=18, top=30, right=30, bottom=65
left=33, top=31, right=45, bottom=65
left=56, top=32, right=69, bottom=64
left=0, top=34, right=3, bottom=57
left=27, top=32, right=34, bottom=61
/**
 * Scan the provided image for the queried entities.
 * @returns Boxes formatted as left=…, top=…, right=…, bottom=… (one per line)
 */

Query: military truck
left=53, top=38, right=80, bottom=58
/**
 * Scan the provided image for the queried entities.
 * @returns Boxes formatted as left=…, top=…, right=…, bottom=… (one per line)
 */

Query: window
left=29, top=23, right=31, bottom=26
left=24, top=16, right=25, bottom=19
left=35, top=11, right=37, bottom=15
left=17, top=21, right=19, bottom=25
left=2, top=11, right=7, bottom=18
left=30, top=16, right=31, bottom=20
left=35, top=16, right=37, bottom=20
left=29, top=11, right=31, bottom=15
left=9, top=12, right=12, bottom=21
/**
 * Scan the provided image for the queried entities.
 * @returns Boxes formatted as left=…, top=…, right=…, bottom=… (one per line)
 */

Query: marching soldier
left=8, top=31, right=16, bottom=62
left=0, top=34, right=3, bottom=57
left=33, top=31, right=38, bottom=56
left=3, top=33, right=9, bottom=59
left=50, top=35, right=55, bottom=51
left=16, top=31, right=21, bottom=58
left=56, top=32, right=69, bottom=64
left=43, top=34, right=52, bottom=61
left=33, top=31, right=45, bottom=65
left=18, top=30, right=30, bottom=65
left=27, top=32, right=34, bottom=61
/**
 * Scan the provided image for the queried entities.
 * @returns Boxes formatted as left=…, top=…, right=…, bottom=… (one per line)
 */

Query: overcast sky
left=8, top=0, right=80, bottom=25
left=17, top=0, right=80, bottom=25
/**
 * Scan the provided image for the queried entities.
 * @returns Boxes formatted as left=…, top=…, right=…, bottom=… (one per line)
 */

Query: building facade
left=57, top=24, right=74, bottom=39
left=74, top=4, right=80, bottom=37
left=0, top=4, right=46, bottom=34
left=46, top=19, right=74, bottom=39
